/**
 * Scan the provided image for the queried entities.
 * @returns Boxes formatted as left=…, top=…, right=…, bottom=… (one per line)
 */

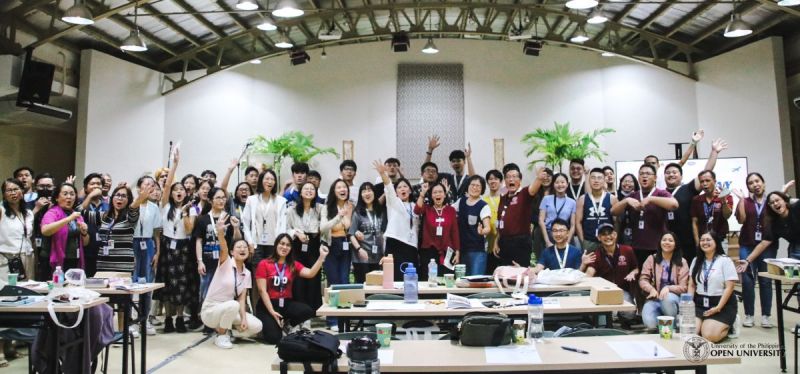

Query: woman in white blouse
left=373, top=160, right=420, bottom=281
left=688, top=232, right=738, bottom=343
left=0, top=178, right=34, bottom=281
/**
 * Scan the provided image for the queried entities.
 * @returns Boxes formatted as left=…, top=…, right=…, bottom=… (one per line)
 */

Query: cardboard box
left=590, top=285, right=623, bottom=305
left=323, top=288, right=366, bottom=305
left=766, top=261, right=786, bottom=276
left=365, top=271, right=383, bottom=286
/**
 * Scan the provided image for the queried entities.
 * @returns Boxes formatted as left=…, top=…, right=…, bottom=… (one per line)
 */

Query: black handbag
left=277, top=329, right=341, bottom=373
left=7, top=255, right=26, bottom=281
left=455, top=312, right=513, bottom=347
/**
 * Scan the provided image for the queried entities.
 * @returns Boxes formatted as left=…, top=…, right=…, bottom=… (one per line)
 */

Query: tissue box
left=365, top=271, right=383, bottom=286
left=590, top=285, right=623, bottom=305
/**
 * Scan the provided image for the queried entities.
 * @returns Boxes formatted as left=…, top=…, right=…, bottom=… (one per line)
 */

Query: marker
left=561, top=346, right=589, bottom=354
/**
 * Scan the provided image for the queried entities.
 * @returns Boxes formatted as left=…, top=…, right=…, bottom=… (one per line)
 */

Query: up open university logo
left=683, top=337, right=710, bottom=363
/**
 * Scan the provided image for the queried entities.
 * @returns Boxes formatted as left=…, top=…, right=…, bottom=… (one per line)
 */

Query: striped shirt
left=95, top=207, right=140, bottom=273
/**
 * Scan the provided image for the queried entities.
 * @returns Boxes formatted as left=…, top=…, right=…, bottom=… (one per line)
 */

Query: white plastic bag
left=46, top=287, right=100, bottom=328
left=535, top=268, right=585, bottom=285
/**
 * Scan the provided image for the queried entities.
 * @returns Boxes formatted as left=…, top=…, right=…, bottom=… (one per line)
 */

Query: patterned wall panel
left=396, top=64, right=465, bottom=181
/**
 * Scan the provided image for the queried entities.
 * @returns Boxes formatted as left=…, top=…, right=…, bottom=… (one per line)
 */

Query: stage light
left=523, top=40, right=543, bottom=56
left=290, top=49, right=310, bottom=65
left=421, top=38, right=439, bottom=54
left=236, top=0, right=259, bottom=11
left=62, top=0, right=94, bottom=25
left=273, top=0, right=304, bottom=18
left=566, top=0, right=598, bottom=10
left=392, top=32, right=410, bottom=52
left=723, top=13, right=753, bottom=38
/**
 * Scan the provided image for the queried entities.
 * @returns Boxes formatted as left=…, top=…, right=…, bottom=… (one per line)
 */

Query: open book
left=446, top=293, right=485, bottom=309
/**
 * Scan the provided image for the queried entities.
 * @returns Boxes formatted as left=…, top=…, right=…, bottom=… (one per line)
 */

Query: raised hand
left=87, top=188, right=103, bottom=200
left=319, top=245, right=330, bottom=259
left=439, top=178, right=450, bottom=193
left=427, top=135, right=441, bottom=152
left=581, top=251, right=596, bottom=266
left=465, top=142, right=472, bottom=158
left=65, top=175, right=76, bottom=184
left=69, top=211, right=82, bottom=221
left=172, top=147, right=180, bottom=164
left=228, top=158, right=238, bottom=170
left=229, top=215, right=240, bottom=228
left=691, top=129, right=705, bottom=143
left=731, top=188, right=744, bottom=200
left=372, top=160, right=387, bottom=175
left=711, top=138, right=728, bottom=153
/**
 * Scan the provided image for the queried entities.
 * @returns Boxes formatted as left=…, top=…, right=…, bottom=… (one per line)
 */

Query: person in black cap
left=585, top=223, right=639, bottom=326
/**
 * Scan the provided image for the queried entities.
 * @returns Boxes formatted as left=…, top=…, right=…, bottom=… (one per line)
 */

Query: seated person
left=531, top=219, right=593, bottom=274
left=689, top=232, right=738, bottom=343
left=200, top=215, right=263, bottom=349
left=639, top=232, right=689, bottom=331
left=255, top=233, right=329, bottom=344
left=584, top=223, right=639, bottom=325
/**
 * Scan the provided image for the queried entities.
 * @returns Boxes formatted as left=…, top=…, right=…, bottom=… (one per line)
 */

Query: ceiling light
left=565, top=0, right=598, bottom=10
left=236, top=0, right=259, bottom=11
left=275, top=34, right=293, bottom=48
left=290, top=49, right=310, bottom=65
left=777, top=0, right=800, bottom=5
left=61, top=1, right=94, bottom=25
left=601, top=51, right=615, bottom=57
left=523, top=40, right=543, bottom=56
left=391, top=32, right=410, bottom=52
left=249, top=58, right=262, bottom=64
left=421, top=38, right=439, bottom=54
left=257, top=21, right=277, bottom=31
left=273, top=0, right=304, bottom=18
left=587, top=8, right=608, bottom=24
left=723, top=13, right=753, bottom=38
left=318, top=28, right=342, bottom=41
left=121, top=30, right=147, bottom=52
left=570, top=28, right=590, bottom=43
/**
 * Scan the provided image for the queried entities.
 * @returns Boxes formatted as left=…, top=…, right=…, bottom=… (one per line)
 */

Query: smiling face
left=551, top=223, right=569, bottom=246
left=487, top=175, right=501, bottom=193
left=236, top=184, right=251, bottom=201
left=56, top=185, right=78, bottom=210
left=101, top=175, right=112, bottom=194
left=698, top=233, right=716, bottom=254
left=211, top=189, right=227, bottom=210
left=232, top=240, right=250, bottom=261
left=275, top=236, right=292, bottom=259
left=660, top=233, right=676, bottom=254
left=431, top=184, right=446, bottom=205
left=262, top=172, right=276, bottom=193
left=620, top=175, right=635, bottom=193
left=768, top=193, right=788, bottom=216
left=467, top=179, right=482, bottom=198
left=450, top=158, right=465, bottom=174
left=361, top=185, right=375, bottom=205
left=598, top=229, right=617, bottom=247
left=553, top=175, right=568, bottom=194
left=334, top=181, right=349, bottom=202
left=171, top=183, right=186, bottom=204
left=747, top=174, right=764, bottom=196
left=569, top=163, right=584, bottom=182
left=588, top=171, right=604, bottom=192
left=300, top=182, right=316, bottom=201
left=664, top=166, right=682, bottom=188
left=604, top=169, right=615, bottom=185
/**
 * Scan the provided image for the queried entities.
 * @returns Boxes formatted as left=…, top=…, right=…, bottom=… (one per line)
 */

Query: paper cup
left=7, top=273, right=18, bottom=286
left=657, top=316, right=674, bottom=339
left=444, top=274, right=455, bottom=288
left=454, top=264, right=466, bottom=279
left=328, top=290, right=340, bottom=307
left=376, top=323, right=392, bottom=348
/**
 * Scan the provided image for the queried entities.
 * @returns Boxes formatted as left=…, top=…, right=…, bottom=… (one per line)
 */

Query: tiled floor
left=5, top=292, right=797, bottom=373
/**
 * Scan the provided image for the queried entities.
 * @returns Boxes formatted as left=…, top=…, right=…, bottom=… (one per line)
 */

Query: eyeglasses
left=113, top=193, right=129, bottom=199
left=639, top=172, right=655, bottom=176
left=213, top=196, right=228, bottom=201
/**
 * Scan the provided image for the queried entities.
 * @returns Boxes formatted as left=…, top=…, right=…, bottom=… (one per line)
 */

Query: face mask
left=37, top=189, right=53, bottom=199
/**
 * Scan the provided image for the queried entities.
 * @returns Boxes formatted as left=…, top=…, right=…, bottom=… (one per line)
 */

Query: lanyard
left=603, top=245, right=619, bottom=268
left=639, top=187, right=655, bottom=201
left=702, top=257, right=717, bottom=293
left=405, top=203, right=413, bottom=229
left=138, top=203, right=147, bottom=236
left=454, top=174, right=466, bottom=192
left=669, top=184, right=683, bottom=197
left=703, top=200, right=715, bottom=223
left=434, top=206, right=445, bottom=226
left=554, top=245, right=570, bottom=269
left=103, top=217, right=116, bottom=242
left=587, top=192, right=606, bottom=217
left=552, top=195, right=567, bottom=219
left=367, top=211, right=379, bottom=232
left=233, top=264, right=243, bottom=299
left=209, top=214, right=218, bottom=242
left=569, top=181, right=584, bottom=199
left=259, top=195, right=274, bottom=230
left=754, top=197, right=765, bottom=230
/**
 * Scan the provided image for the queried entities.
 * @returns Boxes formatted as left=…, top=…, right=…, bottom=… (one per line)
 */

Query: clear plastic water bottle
left=402, top=262, right=418, bottom=304
left=428, top=259, right=438, bottom=287
left=52, top=266, right=64, bottom=287
left=679, top=293, right=696, bottom=340
left=527, top=294, right=544, bottom=342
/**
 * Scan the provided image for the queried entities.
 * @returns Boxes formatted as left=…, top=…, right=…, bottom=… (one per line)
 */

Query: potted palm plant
left=521, top=122, right=615, bottom=172
left=247, top=131, right=339, bottom=185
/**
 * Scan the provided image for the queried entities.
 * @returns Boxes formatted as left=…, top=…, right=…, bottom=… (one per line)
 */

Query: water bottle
left=402, top=263, right=418, bottom=304
left=679, top=293, right=696, bottom=340
left=347, top=335, right=381, bottom=374
left=527, top=294, right=544, bottom=341
left=52, top=266, right=64, bottom=287
left=428, top=259, right=438, bottom=287
left=382, top=255, right=394, bottom=289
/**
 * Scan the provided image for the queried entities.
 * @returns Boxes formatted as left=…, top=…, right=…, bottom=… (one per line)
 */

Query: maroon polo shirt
left=497, top=187, right=534, bottom=237
left=627, top=188, right=673, bottom=252
left=589, top=244, right=638, bottom=291
left=690, top=194, right=733, bottom=240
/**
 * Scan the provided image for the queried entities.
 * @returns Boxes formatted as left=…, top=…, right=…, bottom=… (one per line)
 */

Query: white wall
left=76, top=50, right=165, bottom=188
left=696, top=37, right=793, bottom=191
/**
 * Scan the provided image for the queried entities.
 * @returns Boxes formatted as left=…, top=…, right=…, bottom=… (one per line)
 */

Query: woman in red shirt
left=255, top=233, right=328, bottom=344
left=414, top=182, right=460, bottom=281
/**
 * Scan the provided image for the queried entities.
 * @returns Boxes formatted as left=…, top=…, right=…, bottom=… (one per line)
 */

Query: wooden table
left=272, top=334, right=740, bottom=373
left=0, top=297, right=109, bottom=373
left=341, top=277, right=618, bottom=297
left=318, top=297, right=635, bottom=331
left=758, top=272, right=800, bottom=372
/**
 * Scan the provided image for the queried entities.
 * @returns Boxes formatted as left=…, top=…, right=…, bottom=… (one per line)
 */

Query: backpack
left=277, top=329, right=342, bottom=373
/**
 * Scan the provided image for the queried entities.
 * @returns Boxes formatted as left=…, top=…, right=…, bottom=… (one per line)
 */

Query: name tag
left=170, top=240, right=177, bottom=250
left=279, top=298, right=285, bottom=308
left=703, top=297, right=710, bottom=308
left=139, top=240, right=148, bottom=250
left=755, top=231, right=762, bottom=241
left=436, top=226, right=443, bottom=236
left=96, top=233, right=102, bottom=241
left=624, top=228, right=632, bottom=237
left=498, top=220, right=504, bottom=230
left=103, top=246, right=110, bottom=256
left=212, top=248, right=219, bottom=259
left=667, top=212, right=674, bottom=221
left=435, top=217, right=445, bottom=223
left=301, top=243, right=308, bottom=252
left=261, top=233, right=270, bottom=244
left=342, top=241, right=349, bottom=251
left=638, top=220, right=645, bottom=230
left=372, top=245, right=378, bottom=254
left=467, top=215, right=478, bottom=225
left=35, top=238, right=42, bottom=247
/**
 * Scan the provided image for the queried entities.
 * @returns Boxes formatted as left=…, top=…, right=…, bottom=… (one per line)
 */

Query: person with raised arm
left=374, top=160, right=419, bottom=281
left=493, top=164, right=546, bottom=267
left=286, top=181, right=324, bottom=311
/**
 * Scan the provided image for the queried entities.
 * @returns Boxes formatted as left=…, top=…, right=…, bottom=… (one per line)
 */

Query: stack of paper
left=485, top=345, right=542, bottom=364
left=607, top=341, right=674, bottom=360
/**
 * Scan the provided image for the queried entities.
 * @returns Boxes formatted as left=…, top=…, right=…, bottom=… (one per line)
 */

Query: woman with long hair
left=320, top=179, right=353, bottom=287
left=639, top=232, right=689, bottom=330
left=538, top=173, right=577, bottom=248
left=616, top=173, right=640, bottom=245
left=374, top=160, right=420, bottom=281
left=255, top=233, right=328, bottom=344
left=531, top=168, right=554, bottom=262
left=94, top=184, right=150, bottom=273
left=181, top=174, right=199, bottom=200
left=0, top=179, right=35, bottom=280
left=350, top=182, right=387, bottom=283
left=230, top=182, right=252, bottom=218
left=41, top=183, right=91, bottom=272
left=286, top=182, right=323, bottom=310
left=689, top=232, right=738, bottom=343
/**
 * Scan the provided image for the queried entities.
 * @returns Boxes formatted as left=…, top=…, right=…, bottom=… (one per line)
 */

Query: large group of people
left=0, top=128, right=798, bottom=360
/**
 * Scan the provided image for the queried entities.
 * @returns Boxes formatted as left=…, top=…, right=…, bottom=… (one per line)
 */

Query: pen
left=561, top=346, right=589, bottom=354
left=654, top=345, right=658, bottom=357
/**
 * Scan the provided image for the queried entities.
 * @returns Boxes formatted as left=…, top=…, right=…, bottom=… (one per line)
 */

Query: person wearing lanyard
left=531, top=219, right=593, bottom=274
left=689, top=232, right=738, bottom=343
left=734, top=173, right=794, bottom=329
left=415, top=182, right=460, bottom=280
left=482, top=169, right=504, bottom=275
left=615, top=173, right=639, bottom=246
left=255, top=233, right=328, bottom=344
left=78, top=173, right=109, bottom=277
left=454, top=176, right=491, bottom=276
left=320, top=179, right=354, bottom=287
left=286, top=182, right=324, bottom=311
left=0, top=179, right=35, bottom=281
left=577, top=168, right=619, bottom=252
left=611, top=163, right=678, bottom=268
left=242, top=169, right=288, bottom=277
left=639, top=232, right=689, bottom=331
left=538, top=173, right=577, bottom=248
left=131, top=176, right=163, bottom=335
left=566, top=159, right=586, bottom=200
left=350, top=182, right=387, bottom=283
left=423, top=135, right=476, bottom=199
left=200, top=221, right=262, bottom=349
left=585, top=223, right=639, bottom=327
left=374, top=160, right=420, bottom=282
left=690, top=170, right=733, bottom=246
left=95, top=184, right=148, bottom=274
left=492, top=164, right=546, bottom=267
left=230, top=182, right=252, bottom=218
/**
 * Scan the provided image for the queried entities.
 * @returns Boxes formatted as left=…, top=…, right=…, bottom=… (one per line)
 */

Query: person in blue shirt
left=531, top=218, right=594, bottom=274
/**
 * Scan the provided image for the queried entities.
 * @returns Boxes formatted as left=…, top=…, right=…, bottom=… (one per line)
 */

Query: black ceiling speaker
left=16, top=49, right=55, bottom=107
left=392, top=32, right=410, bottom=52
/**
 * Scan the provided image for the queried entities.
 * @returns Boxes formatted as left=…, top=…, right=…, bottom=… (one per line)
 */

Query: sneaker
left=129, top=325, right=140, bottom=339
left=149, top=315, right=163, bottom=326
left=214, top=334, right=233, bottom=349
left=761, top=315, right=773, bottom=328
left=187, top=318, right=204, bottom=331
left=729, top=315, right=740, bottom=338
left=742, top=315, right=754, bottom=328
left=175, top=317, right=187, bottom=333
left=146, top=322, right=157, bottom=336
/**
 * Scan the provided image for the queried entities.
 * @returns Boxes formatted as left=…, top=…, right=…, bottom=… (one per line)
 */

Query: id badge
left=35, top=238, right=42, bottom=247
left=170, top=240, right=177, bottom=250
left=467, top=215, right=478, bottom=225
left=139, top=240, right=148, bottom=250
left=436, top=226, right=443, bottom=236
left=372, top=245, right=378, bottom=254
left=107, top=239, right=114, bottom=249
left=96, top=233, right=102, bottom=241
left=755, top=231, right=762, bottom=241
left=638, top=220, right=645, bottom=230
left=301, top=243, right=308, bottom=252
left=498, top=220, right=504, bottom=230
left=103, top=246, right=110, bottom=256
left=703, top=297, right=710, bottom=308
left=624, top=228, right=632, bottom=237
left=212, top=246, right=220, bottom=259
left=342, top=241, right=350, bottom=251
left=279, top=298, right=285, bottom=308
left=260, top=233, right=269, bottom=244
left=667, top=212, right=674, bottom=221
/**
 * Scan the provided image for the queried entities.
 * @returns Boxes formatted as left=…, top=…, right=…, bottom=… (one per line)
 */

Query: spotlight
left=275, top=34, right=293, bottom=48
left=391, top=32, right=410, bottom=52
left=236, top=0, right=259, bottom=11
left=778, top=0, right=800, bottom=5
left=587, top=8, right=608, bottom=24
left=257, top=21, right=277, bottom=31
left=723, top=13, right=753, bottom=38
left=421, top=38, right=439, bottom=54
left=290, top=49, right=310, bottom=65
left=570, top=28, right=590, bottom=43
left=318, top=28, right=342, bottom=41
left=120, top=30, right=147, bottom=52
left=62, top=1, right=94, bottom=25
left=523, top=40, right=543, bottom=56
left=273, top=0, right=304, bottom=18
